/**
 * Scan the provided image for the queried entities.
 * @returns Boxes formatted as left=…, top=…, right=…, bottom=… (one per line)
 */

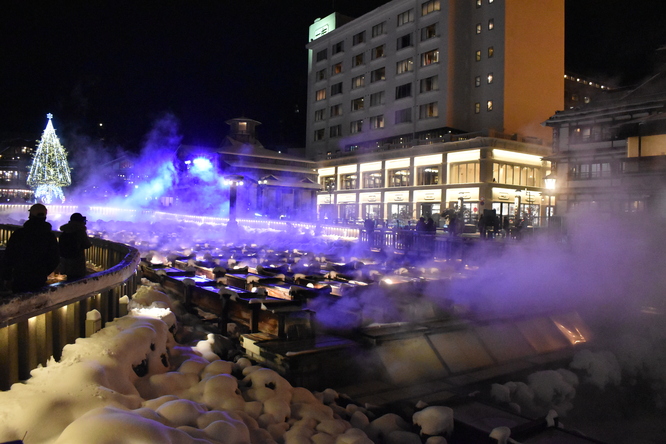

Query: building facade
left=306, top=0, right=564, bottom=226
left=317, top=132, right=551, bottom=227
left=544, top=53, right=666, bottom=217
left=0, top=136, right=35, bottom=203
left=305, top=0, right=563, bottom=160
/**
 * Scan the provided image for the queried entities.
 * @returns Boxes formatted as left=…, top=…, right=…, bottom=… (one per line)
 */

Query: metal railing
left=0, top=224, right=141, bottom=390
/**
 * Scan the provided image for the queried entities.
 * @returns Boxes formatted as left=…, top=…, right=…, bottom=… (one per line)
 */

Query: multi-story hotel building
left=306, top=0, right=564, bottom=226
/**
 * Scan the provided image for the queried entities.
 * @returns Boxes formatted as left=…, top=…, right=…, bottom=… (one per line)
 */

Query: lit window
left=475, top=76, right=481, bottom=87
left=476, top=23, right=481, bottom=34
left=353, top=53, right=364, bottom=66
left=475, top=50, right=481, bottom=61
left=351, top=75, right=365, bottom=89
left=351, top=97, right=365, bottom=111
left=350, top=120, right=363, bottom=134
left=372, top=45, right=385, bottom=59
left=388, top=168, right=411, bottom=187
left=421, top=0, right=440, bottom=16
left=316, top=89, right=326, bottom=101
left=422, top=49, right=439, bottom=66
left=396, top=58, right=414, bottom=74
left=488, top=19, right=494, bottom=30
left=487, top=100, right=493, bottom=111
left=331, top=62, right=342, bottom=75
left=487, top=72, right=493, bottom=84
left=488, top=46, right=494, bottom=57
left=330, top=104, right=342, bottom=116
left=475, top=102, right=480, bottom=113
left=370, top=115, right=385, bottom=129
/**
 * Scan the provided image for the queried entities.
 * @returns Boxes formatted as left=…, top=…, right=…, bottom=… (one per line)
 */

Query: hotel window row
left=313, top=75, right=439, bottom=132
left=474, top=73, right=493, bottom=86
left=322, top=158, right=529, bottom=189
left=313, top=27, right=439, bottom=78
left=476, top=0, right=494, bottom=7
left=475, top=19, right=494, bottom=34
left=474, top=101, right=494, bottom=113
left=475, top=47, right=494, bottom=61
left=312, top=103, right=437, bottom=140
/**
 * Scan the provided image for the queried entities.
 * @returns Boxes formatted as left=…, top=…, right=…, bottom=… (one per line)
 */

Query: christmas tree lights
left=27, top=113, right=72, bottom=204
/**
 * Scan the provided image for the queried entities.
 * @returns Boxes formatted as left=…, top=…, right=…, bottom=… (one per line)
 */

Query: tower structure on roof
left=27, top=113, right=72, bottom=204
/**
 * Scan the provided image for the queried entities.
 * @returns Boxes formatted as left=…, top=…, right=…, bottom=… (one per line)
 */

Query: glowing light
left=192, top=157, right=213, bottom=171
left=553, top=321, right=587, bottom=345
left=27, top=114, right=71, bottom=204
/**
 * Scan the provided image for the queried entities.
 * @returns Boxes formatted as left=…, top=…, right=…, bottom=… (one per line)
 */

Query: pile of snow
left=490, top=349, right=625, bottom=418
left=0, top=284, right=456, bottom=444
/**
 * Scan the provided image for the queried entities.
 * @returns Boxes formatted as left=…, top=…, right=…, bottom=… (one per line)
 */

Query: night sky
left=1, top=0, right=665, bottom=152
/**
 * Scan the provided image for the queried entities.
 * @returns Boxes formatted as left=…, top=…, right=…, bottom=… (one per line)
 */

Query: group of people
left=415, top=216, right=437, bottom=233
left=2, top=204, right=91, bottom=293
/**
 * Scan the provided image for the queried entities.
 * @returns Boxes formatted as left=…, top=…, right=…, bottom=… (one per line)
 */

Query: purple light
left=191, top=157, right=213, bottom=172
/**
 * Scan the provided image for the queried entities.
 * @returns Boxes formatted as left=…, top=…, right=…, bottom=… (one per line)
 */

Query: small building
left=544, top=47, right=666, bottom=217
left=178, top=118, right=320, bottom=219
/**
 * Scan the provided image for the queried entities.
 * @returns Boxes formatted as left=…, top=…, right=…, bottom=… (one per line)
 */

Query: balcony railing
left=0, top=224, right=141, bottom=390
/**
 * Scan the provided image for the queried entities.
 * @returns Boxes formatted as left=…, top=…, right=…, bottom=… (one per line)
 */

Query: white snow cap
left=413, top=405, right=454, bottom=436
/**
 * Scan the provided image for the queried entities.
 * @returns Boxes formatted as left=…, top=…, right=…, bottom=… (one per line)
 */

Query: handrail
left=0, top=224, right=141, bottom=389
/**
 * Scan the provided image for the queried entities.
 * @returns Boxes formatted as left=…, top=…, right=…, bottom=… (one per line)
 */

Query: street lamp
left=223, top=175, right=244, bottom=235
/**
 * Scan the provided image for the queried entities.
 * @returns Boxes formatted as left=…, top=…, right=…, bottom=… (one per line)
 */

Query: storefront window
left=388, top=168, right=410, bottom=187
left=417, top=166, right=439, bottom=185
left=340, top=173, right=357, bottom=190
left=449, top=162, right=479, bottom=184
left=363, top=171, right=383, bottom=188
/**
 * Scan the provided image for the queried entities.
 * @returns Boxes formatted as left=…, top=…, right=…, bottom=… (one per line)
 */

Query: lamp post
left=544, top=173, right=557, bottom=225
left=224, top=175, right=244, bottom=235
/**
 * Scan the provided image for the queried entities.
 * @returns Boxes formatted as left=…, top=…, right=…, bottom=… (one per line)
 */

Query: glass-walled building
left=317, top=132, right=552, bottom=227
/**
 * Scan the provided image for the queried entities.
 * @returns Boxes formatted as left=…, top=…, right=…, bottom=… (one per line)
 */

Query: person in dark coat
left=425, top=217, right=436, bottom=233
left=58, top=213, right=92, bottom=280
left=416, top=217, right=427, bottom=232
left=3, top=203, right=60, bottom=293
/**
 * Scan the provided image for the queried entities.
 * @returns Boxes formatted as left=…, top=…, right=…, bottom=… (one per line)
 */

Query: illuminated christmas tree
left=27, top=113, right=72, bottom=204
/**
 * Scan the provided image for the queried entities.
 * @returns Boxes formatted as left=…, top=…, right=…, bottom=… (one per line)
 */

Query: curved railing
left=0, top=224, right=141, bottom=390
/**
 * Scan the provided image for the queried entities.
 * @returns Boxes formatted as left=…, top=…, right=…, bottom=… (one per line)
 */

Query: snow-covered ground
left=0, top=282, right=454, bottom=444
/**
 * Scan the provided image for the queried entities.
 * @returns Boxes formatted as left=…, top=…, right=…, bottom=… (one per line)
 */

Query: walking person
left=2, top=204, right=60, bottom=293
left=58, top=213, right=92, bottom=280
